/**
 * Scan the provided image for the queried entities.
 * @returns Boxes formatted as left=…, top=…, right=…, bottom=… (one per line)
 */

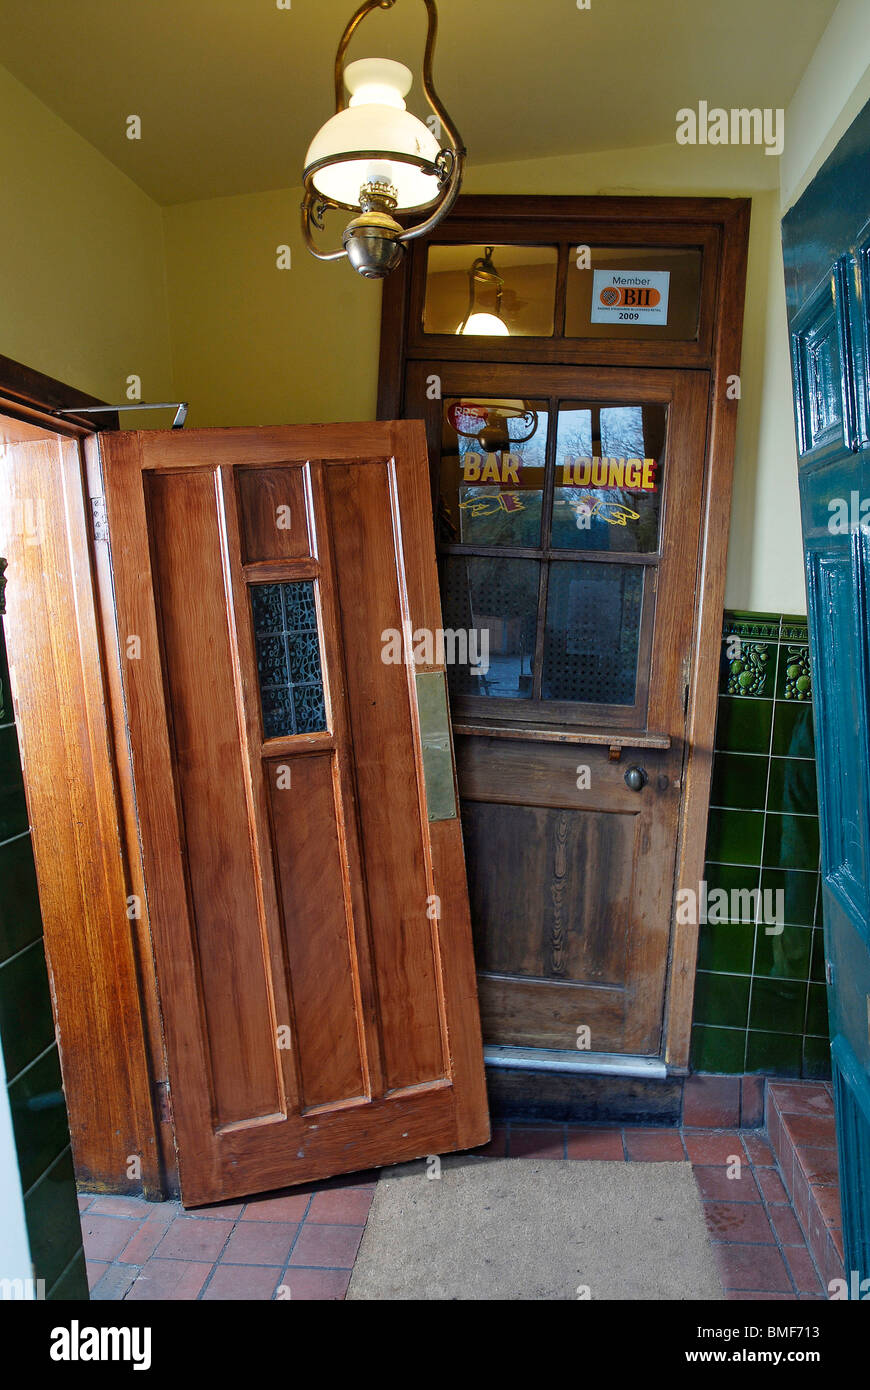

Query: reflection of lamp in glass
left=456, top=247, right=510, bottom=336
left=301, top=0, right=465, bottom=279
left=449, top=399, right=537, bottom=453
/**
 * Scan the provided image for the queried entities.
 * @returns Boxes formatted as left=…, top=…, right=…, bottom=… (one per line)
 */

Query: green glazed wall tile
left=810, top=929, right=827, bottom=983
left=706, top=808, right=764, bottom=865
left=697, top=920, right=754, bottom=974
left=0, top=626, right=12, bottom=728
left=746, top=1030, right=803, bottom=1075
left=772, top=700, right=815, bottom=758
left=0, top=833, right=42, bottom=964
left=762, top=813, right=820, bottom=871
left=693, top=971, right=751, bottom=1028
left=715, top=696, right=773, bottom=754
left=24, top=1148, right=83, bottom=1293
left=805, top=982, right=830, bottom=1037
left=690, top=1025, right=747, bottom=1073
left=749, top=977, right=807, bottom=1034
left=0, top=726, right=29, bottom=842
left=802, top=1035, right=832, bottom=1081
left=767, top=757, right=818, bottom=814
left=720, top=640, right=775, bottom=698
left=705, top=861, right=763, bottom=899
left=777, top=645, right=812, bottom=702
left=8, top=1046, right=68, bottom=1194
left=710, top=753, right=768, bottom=810
left=0, top=941, right=55, bottom=1082
left=759, top=868, right=818, bottom=926
left=753, top=924, right=812, bottom=983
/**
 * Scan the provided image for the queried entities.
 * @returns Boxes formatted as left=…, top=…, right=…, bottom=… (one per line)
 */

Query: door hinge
left=90, top=495, right=109, bottom=544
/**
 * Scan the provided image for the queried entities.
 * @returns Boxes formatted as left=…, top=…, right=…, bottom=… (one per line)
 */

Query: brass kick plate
left=415, top=670, right=458, bottom=822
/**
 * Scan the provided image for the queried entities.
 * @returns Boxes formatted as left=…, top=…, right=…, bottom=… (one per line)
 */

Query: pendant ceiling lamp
left=456, top=246, right=510, bottom=336
left=301, top=0, right=465, bottom=279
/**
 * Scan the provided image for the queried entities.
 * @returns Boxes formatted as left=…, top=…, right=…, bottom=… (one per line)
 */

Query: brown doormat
left=347, top=1156, right=724, bottom=1301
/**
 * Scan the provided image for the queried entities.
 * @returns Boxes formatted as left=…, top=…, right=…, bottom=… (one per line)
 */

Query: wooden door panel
left=324, top=460, right=446, bottom=1091
left=100, top=422, right=488, bottom=1205
left=462, top=802, right=633, bottom=983
left=265, top=752, right=366, bottom=1110
left=147, top=467, right=280, bottom=1127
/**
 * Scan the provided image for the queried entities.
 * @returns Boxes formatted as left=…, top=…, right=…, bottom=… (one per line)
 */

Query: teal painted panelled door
left=782, top=98, right=870, bottom=1294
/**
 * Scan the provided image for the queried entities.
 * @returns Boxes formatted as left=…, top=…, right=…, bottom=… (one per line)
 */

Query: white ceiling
left=0, top=0, right=838, bottom=204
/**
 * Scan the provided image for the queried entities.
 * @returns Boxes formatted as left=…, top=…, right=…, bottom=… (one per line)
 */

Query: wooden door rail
left=453, top=721, right=672, bottom=754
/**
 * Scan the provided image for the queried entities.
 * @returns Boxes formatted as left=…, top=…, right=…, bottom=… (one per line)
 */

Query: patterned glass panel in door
left=441, top=555, right=539, bottom=700
left=250, top=581, right=327, bottom=738
left=551, top=402, right=667, bottom=553
left=439, top=398, right=548, bottom=548
left=542, top=561, right=644, bottom=705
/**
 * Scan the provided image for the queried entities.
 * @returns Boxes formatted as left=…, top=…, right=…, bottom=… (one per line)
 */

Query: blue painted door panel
left=783, top=96, right=870, bottom=1293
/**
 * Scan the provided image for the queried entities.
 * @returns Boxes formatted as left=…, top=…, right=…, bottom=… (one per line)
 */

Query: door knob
left=624, top=765, right=648, bottom=792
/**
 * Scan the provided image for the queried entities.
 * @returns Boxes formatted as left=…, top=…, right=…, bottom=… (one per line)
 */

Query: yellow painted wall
left=164, top=141, right=804, bottom=613
left=0, top=65, right=172, bottom=407
left=781, top=0, right=870, bottom=212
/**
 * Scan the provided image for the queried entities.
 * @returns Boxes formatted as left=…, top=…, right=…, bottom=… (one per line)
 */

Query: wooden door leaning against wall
left=97, top=421, right=489, bottom=1206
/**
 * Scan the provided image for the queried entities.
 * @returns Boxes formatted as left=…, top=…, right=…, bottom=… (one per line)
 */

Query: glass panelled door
left=407, top=363, right=711, bottom=1055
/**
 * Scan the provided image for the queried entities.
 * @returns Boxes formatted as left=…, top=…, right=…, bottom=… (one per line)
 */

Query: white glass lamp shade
left=459, top=312, right=510, bottom=336
left=304, top=59, right=442, bottom=211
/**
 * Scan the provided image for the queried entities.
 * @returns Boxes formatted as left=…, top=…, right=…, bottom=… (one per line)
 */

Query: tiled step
left=766, top=1080, right=845, bottom=1293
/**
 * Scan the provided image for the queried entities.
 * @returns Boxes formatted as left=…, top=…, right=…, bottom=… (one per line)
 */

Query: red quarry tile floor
left=80, top=1110, right=836, bottom=1301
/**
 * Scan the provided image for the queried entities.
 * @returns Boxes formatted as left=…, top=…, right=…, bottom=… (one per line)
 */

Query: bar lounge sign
left=562, top=456, right=658, bottom=490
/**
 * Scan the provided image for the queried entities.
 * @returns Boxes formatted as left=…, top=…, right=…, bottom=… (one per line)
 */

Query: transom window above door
left=438, top=394, right=668, bottom=726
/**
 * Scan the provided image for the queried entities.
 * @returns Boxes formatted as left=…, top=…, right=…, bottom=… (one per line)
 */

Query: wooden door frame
left=0, top=354, right=170, bottom=1194
left=377, top=195, right=751, bottom=1071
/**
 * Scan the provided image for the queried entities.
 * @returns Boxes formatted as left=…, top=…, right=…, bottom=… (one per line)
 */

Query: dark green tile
left=0, top=725, right=28, bottom=842
left=693, top=971, right=751, bottom=1028
left=0, top=625, right=12, bottom=728
left=710, top=753, right=768, bottom=810
left=772, top=699, right=815, bottom=758
left=802, top=1035, right=832, bottom=1081
left=745, top=1030, right=803, bottom=1076
left=723, top=611, right=782, bottom=639
left=24, top=1148, right=82, bottom=1292
left=749, top=977, right=807, bottom=1034
left=0, top=833, right=42, bottom=964
left=8, top=1046, right=69, bottom=1194
left=690, top=1024, right=746, bottom=1073
left=706, top=809, right=764, bottom=865
left=760, top=868, right=818, bottom=927
left=0, top=941, right=55, bottom=1082
left=753, top=923, right=812, bottom=982
left=697, top=919, right=754, bottom=974
left=810, top=929, right=827, bottom=984
left=47, top=1247, right=89, bottom=1302
left=715, top=696, right=773, bottom=754
left=767, top=757, right=818, bottom=814
left=706, top=861, right=762, bottom=898
left=720, top=640, right=775, bottom=698
left=777, top=644, right=813, bottom=703
left=762, top=813, right=820, bottom=871
left=806, top=982, right=831, bottom=1037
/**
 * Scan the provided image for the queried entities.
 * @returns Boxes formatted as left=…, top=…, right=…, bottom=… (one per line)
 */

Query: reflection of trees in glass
left=554, top=405, right=661, bottom=552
